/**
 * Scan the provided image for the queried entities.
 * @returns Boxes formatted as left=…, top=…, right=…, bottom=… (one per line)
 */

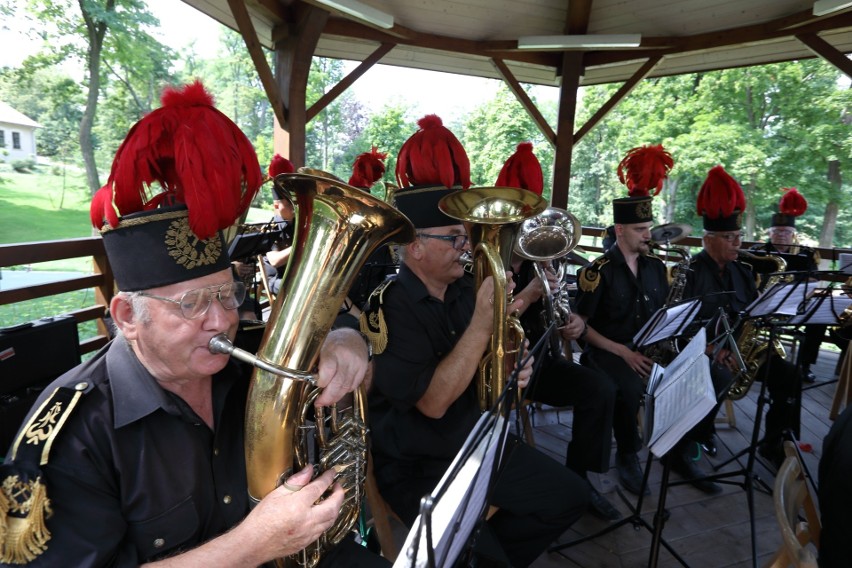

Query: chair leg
left=365, top=452, right=400, bottom=561
left=715, top=398, right=737, bottom=428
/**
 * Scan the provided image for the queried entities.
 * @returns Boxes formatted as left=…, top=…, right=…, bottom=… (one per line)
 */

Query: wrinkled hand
left=240, top=466, right=344, bottom=561
left=314, top=328, right=370, bottom=407
left=559, top=313, right=585, bottom=342
left=232, top=261, right=254, bottom=278
left=621, top=346, right=653, bottom=378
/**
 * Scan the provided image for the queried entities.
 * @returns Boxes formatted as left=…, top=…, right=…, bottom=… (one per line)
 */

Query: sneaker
left=616, top=452, right=649, bottom=496
left=671, top=444, right=722, bottom=495
left=587, top=484, right=622, bottom=522
left=700, top=435, right=718, bottom=458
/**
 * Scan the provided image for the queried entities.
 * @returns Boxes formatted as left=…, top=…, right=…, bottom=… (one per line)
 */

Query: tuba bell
left=439, top=186, right=547, bottom=411
left=220, top=172, right=415, bottom=567
left=514, top=207, right=583, bottom=359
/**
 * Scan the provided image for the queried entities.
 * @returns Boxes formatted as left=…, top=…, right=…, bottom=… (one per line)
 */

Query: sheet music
left=788, top=290, right=852, bottom=325
left=394, top=413, right=506, bottom=568
left=644, top=328, right=715, bottom=458
left=746, top=281, right=819, bottom=318
left=633, top=299, right=702, bottom=348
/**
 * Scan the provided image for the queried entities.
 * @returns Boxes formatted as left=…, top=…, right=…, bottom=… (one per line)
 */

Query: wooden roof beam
left=491, top=58, right=557, bottom=146
left=307, top=42, right=396, bottom=121
left=796, top=32, right=852, bottom=78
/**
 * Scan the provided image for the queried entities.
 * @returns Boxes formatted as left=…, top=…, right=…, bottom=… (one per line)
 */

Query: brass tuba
left=727, top=250, right=790, bottom=400
left=439, top=187, right=547, bottom=411
left=514, top=207, right=583, bottom=359
left=216, top=172, right=415, bottom=567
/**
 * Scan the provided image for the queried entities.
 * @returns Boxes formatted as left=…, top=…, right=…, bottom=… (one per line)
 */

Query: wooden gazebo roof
left=182, top=0, right=852, bottom=206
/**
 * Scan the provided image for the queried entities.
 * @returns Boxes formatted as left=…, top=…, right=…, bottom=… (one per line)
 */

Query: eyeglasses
left=137, top=281, right=246, bottom=320
left=417, top=233, right=469, bottom=250
left=769, top=228, right=795, bottom=236
left=708, top=231, right=744, bottom=243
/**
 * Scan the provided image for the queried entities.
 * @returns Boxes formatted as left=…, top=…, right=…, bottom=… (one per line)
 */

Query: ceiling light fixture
left=314, top=0, right=394, bottom=29
left=813, top=0, right=852, bottom=15
left=517, top=34, right=642, bottom=50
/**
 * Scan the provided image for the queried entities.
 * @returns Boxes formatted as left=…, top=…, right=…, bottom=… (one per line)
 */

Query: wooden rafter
left=796, top=32, right=852, bottom=78
left=491, top=58, right=556, bottom=147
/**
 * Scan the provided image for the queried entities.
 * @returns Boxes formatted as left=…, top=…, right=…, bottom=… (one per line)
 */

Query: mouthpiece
left=207, top=333, right=316, bottom=385
left=458, top=251, right=473, bottom=266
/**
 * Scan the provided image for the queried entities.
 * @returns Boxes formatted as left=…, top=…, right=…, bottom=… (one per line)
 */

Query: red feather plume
left=779, top=187, right=807, bottom=217
left=617, top=144, right=673, bottom=197
left=96, top=80, right=262, bottom=240
left=495, top=142, right=543, bottom=196
left=395, top=114, right=471, bottom=190
left=696, top=165, right=746, bottom=219
left=268, top=154, right=295, bottom=178
left=349, top=146, right=388, bottom=188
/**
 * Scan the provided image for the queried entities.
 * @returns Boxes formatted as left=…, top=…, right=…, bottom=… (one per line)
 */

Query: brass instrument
left=727, top=250, right=790, bottom=400
left=514, top=207, right=583, bottom=359
left=223, top=172, right=415, bottom=567
left=643, top=243, right=691, bottom=364
left=439, top=187, right=547, bottom=411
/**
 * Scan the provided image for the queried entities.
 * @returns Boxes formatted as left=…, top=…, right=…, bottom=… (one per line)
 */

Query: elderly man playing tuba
left=0, top=82, right=386, bottom=568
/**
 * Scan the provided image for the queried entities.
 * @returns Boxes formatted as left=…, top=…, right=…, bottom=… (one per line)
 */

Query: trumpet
left=439, top=187, right=547, bottom=411
left=514, top=207, right=583, bottom=359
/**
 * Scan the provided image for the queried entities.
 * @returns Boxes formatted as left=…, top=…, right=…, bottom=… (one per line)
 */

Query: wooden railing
left=0, top=237, right=113, bottom=356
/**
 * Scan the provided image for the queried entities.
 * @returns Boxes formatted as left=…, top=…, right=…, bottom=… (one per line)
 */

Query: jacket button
left=213, top=448, right=219, bottom=456
left=153, top=538, right=165, bottom=548
left=223, top=495, right=232, bottom=504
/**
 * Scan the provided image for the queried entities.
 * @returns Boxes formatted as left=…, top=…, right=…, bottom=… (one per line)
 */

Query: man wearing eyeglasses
left=1, top=83, right=384, bottom=567
left=685, top=166, right=801, bottom=471
left=361, top=116, right=588, bottom=567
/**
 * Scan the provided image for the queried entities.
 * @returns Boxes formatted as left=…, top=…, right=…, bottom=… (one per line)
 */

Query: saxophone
left=439, top=187, right=547, bottom=411
left=642, top=244, right=691, bottom=365
left=726, top=251, right=790, bottom=400
left=211, top=172, right=415, bottom=567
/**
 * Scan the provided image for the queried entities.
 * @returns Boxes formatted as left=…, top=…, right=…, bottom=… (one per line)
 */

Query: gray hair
left=119, top=292, right=152, bottom=325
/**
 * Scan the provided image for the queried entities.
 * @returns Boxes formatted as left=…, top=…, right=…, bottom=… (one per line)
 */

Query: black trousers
left=526, top=355, right=617, bottom=475
left=381, top=436, right=589, bottom=568
left=580, top=348, right=645, bottom=455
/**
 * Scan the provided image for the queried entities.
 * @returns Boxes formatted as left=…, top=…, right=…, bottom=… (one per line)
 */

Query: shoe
left=671, top=444, right=722, bottom=495
left=587, top=484, right=622, bottom=522
left=700, top=436, right=718, bottom=458
left=616, top=452, right=650, bottom=496
left=803, top=370, right=817, bottom=384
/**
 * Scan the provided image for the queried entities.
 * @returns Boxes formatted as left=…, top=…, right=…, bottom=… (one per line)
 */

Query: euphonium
left=439, top=187, right=547, bottom=411
left=727, top=250, right=790, bottom=400
left=223, top=172, right=415, bottom=567
left=514, top=207, right=582, bottom=359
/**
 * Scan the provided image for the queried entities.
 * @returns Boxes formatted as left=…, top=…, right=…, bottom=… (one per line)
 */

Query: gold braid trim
left=0, top=476, right=52, bottom=564
left=359, top=278, right=395, bottom=355
left=100, top=208, right=187, bottom=233
left=579, top=257, right=608, bottom=293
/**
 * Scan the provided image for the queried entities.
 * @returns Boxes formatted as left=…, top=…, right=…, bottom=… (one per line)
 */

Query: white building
left=0, top=101, right=41, bottom=162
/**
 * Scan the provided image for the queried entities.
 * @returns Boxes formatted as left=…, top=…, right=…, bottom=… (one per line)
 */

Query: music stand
left=227, top=222, right=283, bottom=262
left=706, top=278, right=817, bottom=568
left=551, top=329, right=714, bottom=568
left=633, top=298, right=702, bottom=352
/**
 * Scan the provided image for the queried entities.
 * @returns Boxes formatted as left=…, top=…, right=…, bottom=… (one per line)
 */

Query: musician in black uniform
left=362, top=117, right=588, bottom=567
left=498, top=142, right=621, bottom=521
left=685, top=166, right=801, bottom=470
left=0, top=82, right=383, bottom=567
left=818, top=404, right=852, bottom=568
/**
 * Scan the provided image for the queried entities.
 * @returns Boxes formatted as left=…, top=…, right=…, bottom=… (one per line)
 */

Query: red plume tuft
left=90, top=184, right=119, bottom=229
left=696, top=165, right=746, bottom=219
left=105, top=79, right=262, bottom=240
left=268, top=154, right=295, bottom=178
left=779, top=187, right=807, bottom=216
left=617, top=144, right=673, bottom=198
left=395, top=114, right=471, bottom=190
left=495, top=142, right=544, bottom=196
left=349, top=146, right=388, bottom=188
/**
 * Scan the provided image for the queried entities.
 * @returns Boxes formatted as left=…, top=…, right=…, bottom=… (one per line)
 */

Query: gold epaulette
left=578, top=256, right=609, bottom=293
left=359, top=276, right=396, bottom=355
left=1, top=382, right=87, bottom=564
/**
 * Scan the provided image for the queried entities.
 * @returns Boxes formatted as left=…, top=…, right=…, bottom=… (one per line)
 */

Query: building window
left=12, top=132, right=20, bottom=150
left=0, top=130, right=5, bottom=148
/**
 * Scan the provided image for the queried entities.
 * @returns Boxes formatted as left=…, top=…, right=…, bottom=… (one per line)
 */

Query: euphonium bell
left=439, top=187, right=547, bottom=411
left=243, top=172, right=415, bottom=567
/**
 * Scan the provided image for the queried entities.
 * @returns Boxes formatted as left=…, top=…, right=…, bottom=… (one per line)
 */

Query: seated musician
left=0, top=82, right=385, bottom=567
left=260, top=154, right=297, bottom=296
left=576, top=145, right=723, bottom=495
left=751, top=188, right=834, bottom=383
left=497, top=142, right=621, bottom=521
left=361, top=116, right=588, bottom=567
left=818, top=404, right=852, bottom=568
left=685, top=166, right=802, bottom=470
